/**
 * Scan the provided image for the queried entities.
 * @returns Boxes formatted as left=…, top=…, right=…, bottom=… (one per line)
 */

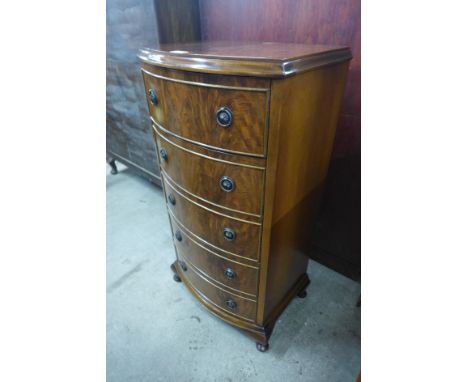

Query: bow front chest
left=139, top=42, right=351, bottom=351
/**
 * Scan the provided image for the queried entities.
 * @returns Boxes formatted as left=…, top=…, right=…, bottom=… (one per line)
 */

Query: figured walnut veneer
left=163, top=177, right=262, bottom=262
left=140, top=42, right=351, bottom=351
left=142, top=68, right=269, bottom=156
left=170, top=213, right=259, bottom=297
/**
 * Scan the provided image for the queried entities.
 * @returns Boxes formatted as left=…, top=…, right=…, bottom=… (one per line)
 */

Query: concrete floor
left=107, top=163, right=361, bottom=382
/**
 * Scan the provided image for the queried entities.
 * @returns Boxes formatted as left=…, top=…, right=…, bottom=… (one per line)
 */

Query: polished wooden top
left=138, top=41, right=351, bottom=77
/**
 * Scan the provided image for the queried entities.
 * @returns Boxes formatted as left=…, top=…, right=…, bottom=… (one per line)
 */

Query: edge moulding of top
left=138, top=46, right=352, bottom=78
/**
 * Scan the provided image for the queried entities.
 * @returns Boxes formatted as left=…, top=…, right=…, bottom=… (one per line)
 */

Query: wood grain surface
left=175, top=251, right=258, bottom=322
left=139, top=41, right=351, bottom=77
left=257, top=61, right=350, bottom=321
left=154, top=0, right=201, bottom=44
left=170, top=214, right=259, bottom=297
left=142, top=67, right=269, bottom=156
left=163, top=177, right=262, bottom=262
left=140, top=41, right=351, bottom=348
left=154, top=127, right=265, bottom=216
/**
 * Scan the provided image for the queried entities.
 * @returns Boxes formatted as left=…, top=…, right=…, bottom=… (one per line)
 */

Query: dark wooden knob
left=223, top=227, right=236, bottom=241
left=224, top=299, right=237, bottom=310
left=224, top=268, right=236, bottom=279
left=175, top=230, right=182, bottom=242
left=148, top=88, right=157, bottom=105
left=168, top=193, right=176, bottom=205
left=159, top=148, right=168, bottom=161
left=179, top=261, right=187, bottom=271
left=219, top=176, right=235, bottom=192
left=216, top=107, right=233, bottom=127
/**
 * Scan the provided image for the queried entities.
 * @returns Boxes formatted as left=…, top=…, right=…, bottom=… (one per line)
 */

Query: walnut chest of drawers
left=139, top=42, right=351, bottom=352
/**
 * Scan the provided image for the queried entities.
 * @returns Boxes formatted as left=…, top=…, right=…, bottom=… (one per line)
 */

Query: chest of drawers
left=139, top=42, right=351, bottom=352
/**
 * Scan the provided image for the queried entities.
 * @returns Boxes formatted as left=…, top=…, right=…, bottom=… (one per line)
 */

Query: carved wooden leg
left=297, top=289, right=307, bottom=298
left=256, top=342, right=269, bottom=352
left=108, top=158, right=118, bottom=175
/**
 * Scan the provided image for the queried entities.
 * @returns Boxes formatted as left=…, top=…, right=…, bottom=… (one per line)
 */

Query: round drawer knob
left=224, top=268, right=236, bottom=279
left=219, top=176, right=235, bottom=192
left=216, top=107, right=233, bottom=127
left=168, top=193, right=176, bottom=205
left=175, top=230, right=182, bottom=242
left=179, top=260, right=187, bottom=271
left=223, top=227, right=236, bottom=241
left=159, top=148, right=168, bottom=161
left=148, top=88, right=157, bottom=105
left=224, top=299, right=237, bottom=310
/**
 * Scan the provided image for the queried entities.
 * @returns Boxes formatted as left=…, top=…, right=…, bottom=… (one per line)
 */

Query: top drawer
left=142, top=68, right=269, bottom=157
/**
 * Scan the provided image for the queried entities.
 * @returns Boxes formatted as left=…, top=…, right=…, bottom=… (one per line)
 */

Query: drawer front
left=170, top=216, right=259, bottom=296
left=156, top=132, right=264, bottom=216
left=142, top=70, right=268, bottom=156
left=175, top=254, right=257, bottom=322
left=163, top=177, right=261, bottom=261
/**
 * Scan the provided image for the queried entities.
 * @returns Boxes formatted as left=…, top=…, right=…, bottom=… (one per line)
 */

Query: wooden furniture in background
left=106, top=0, right=160, bottom=184
left=106, top=0, right=201, bottom=184
left=139, top=42, right=351, bottom=350
left=154, top=0, right=201, bottom=44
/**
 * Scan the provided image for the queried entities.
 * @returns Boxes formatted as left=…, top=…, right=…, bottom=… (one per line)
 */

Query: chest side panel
left=258, top=62, right=350, bottom=322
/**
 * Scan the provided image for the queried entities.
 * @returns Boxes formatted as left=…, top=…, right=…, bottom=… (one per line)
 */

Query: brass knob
left=224, top=268, right=236, bottom=279
left=219, top=176, right=235, bottom=192
left=223, top=227, right=236, bottom=241
left=159, top=148, right=168, bottom=161
left=148, top=88, right=157, bottom=105
left=216, top=107, right=233, bottom=127
left=224, top=299, right=237, bottom=310
left=168, top=193, right=176, bottom=205
left=175, top=230, right=182, bottom=242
